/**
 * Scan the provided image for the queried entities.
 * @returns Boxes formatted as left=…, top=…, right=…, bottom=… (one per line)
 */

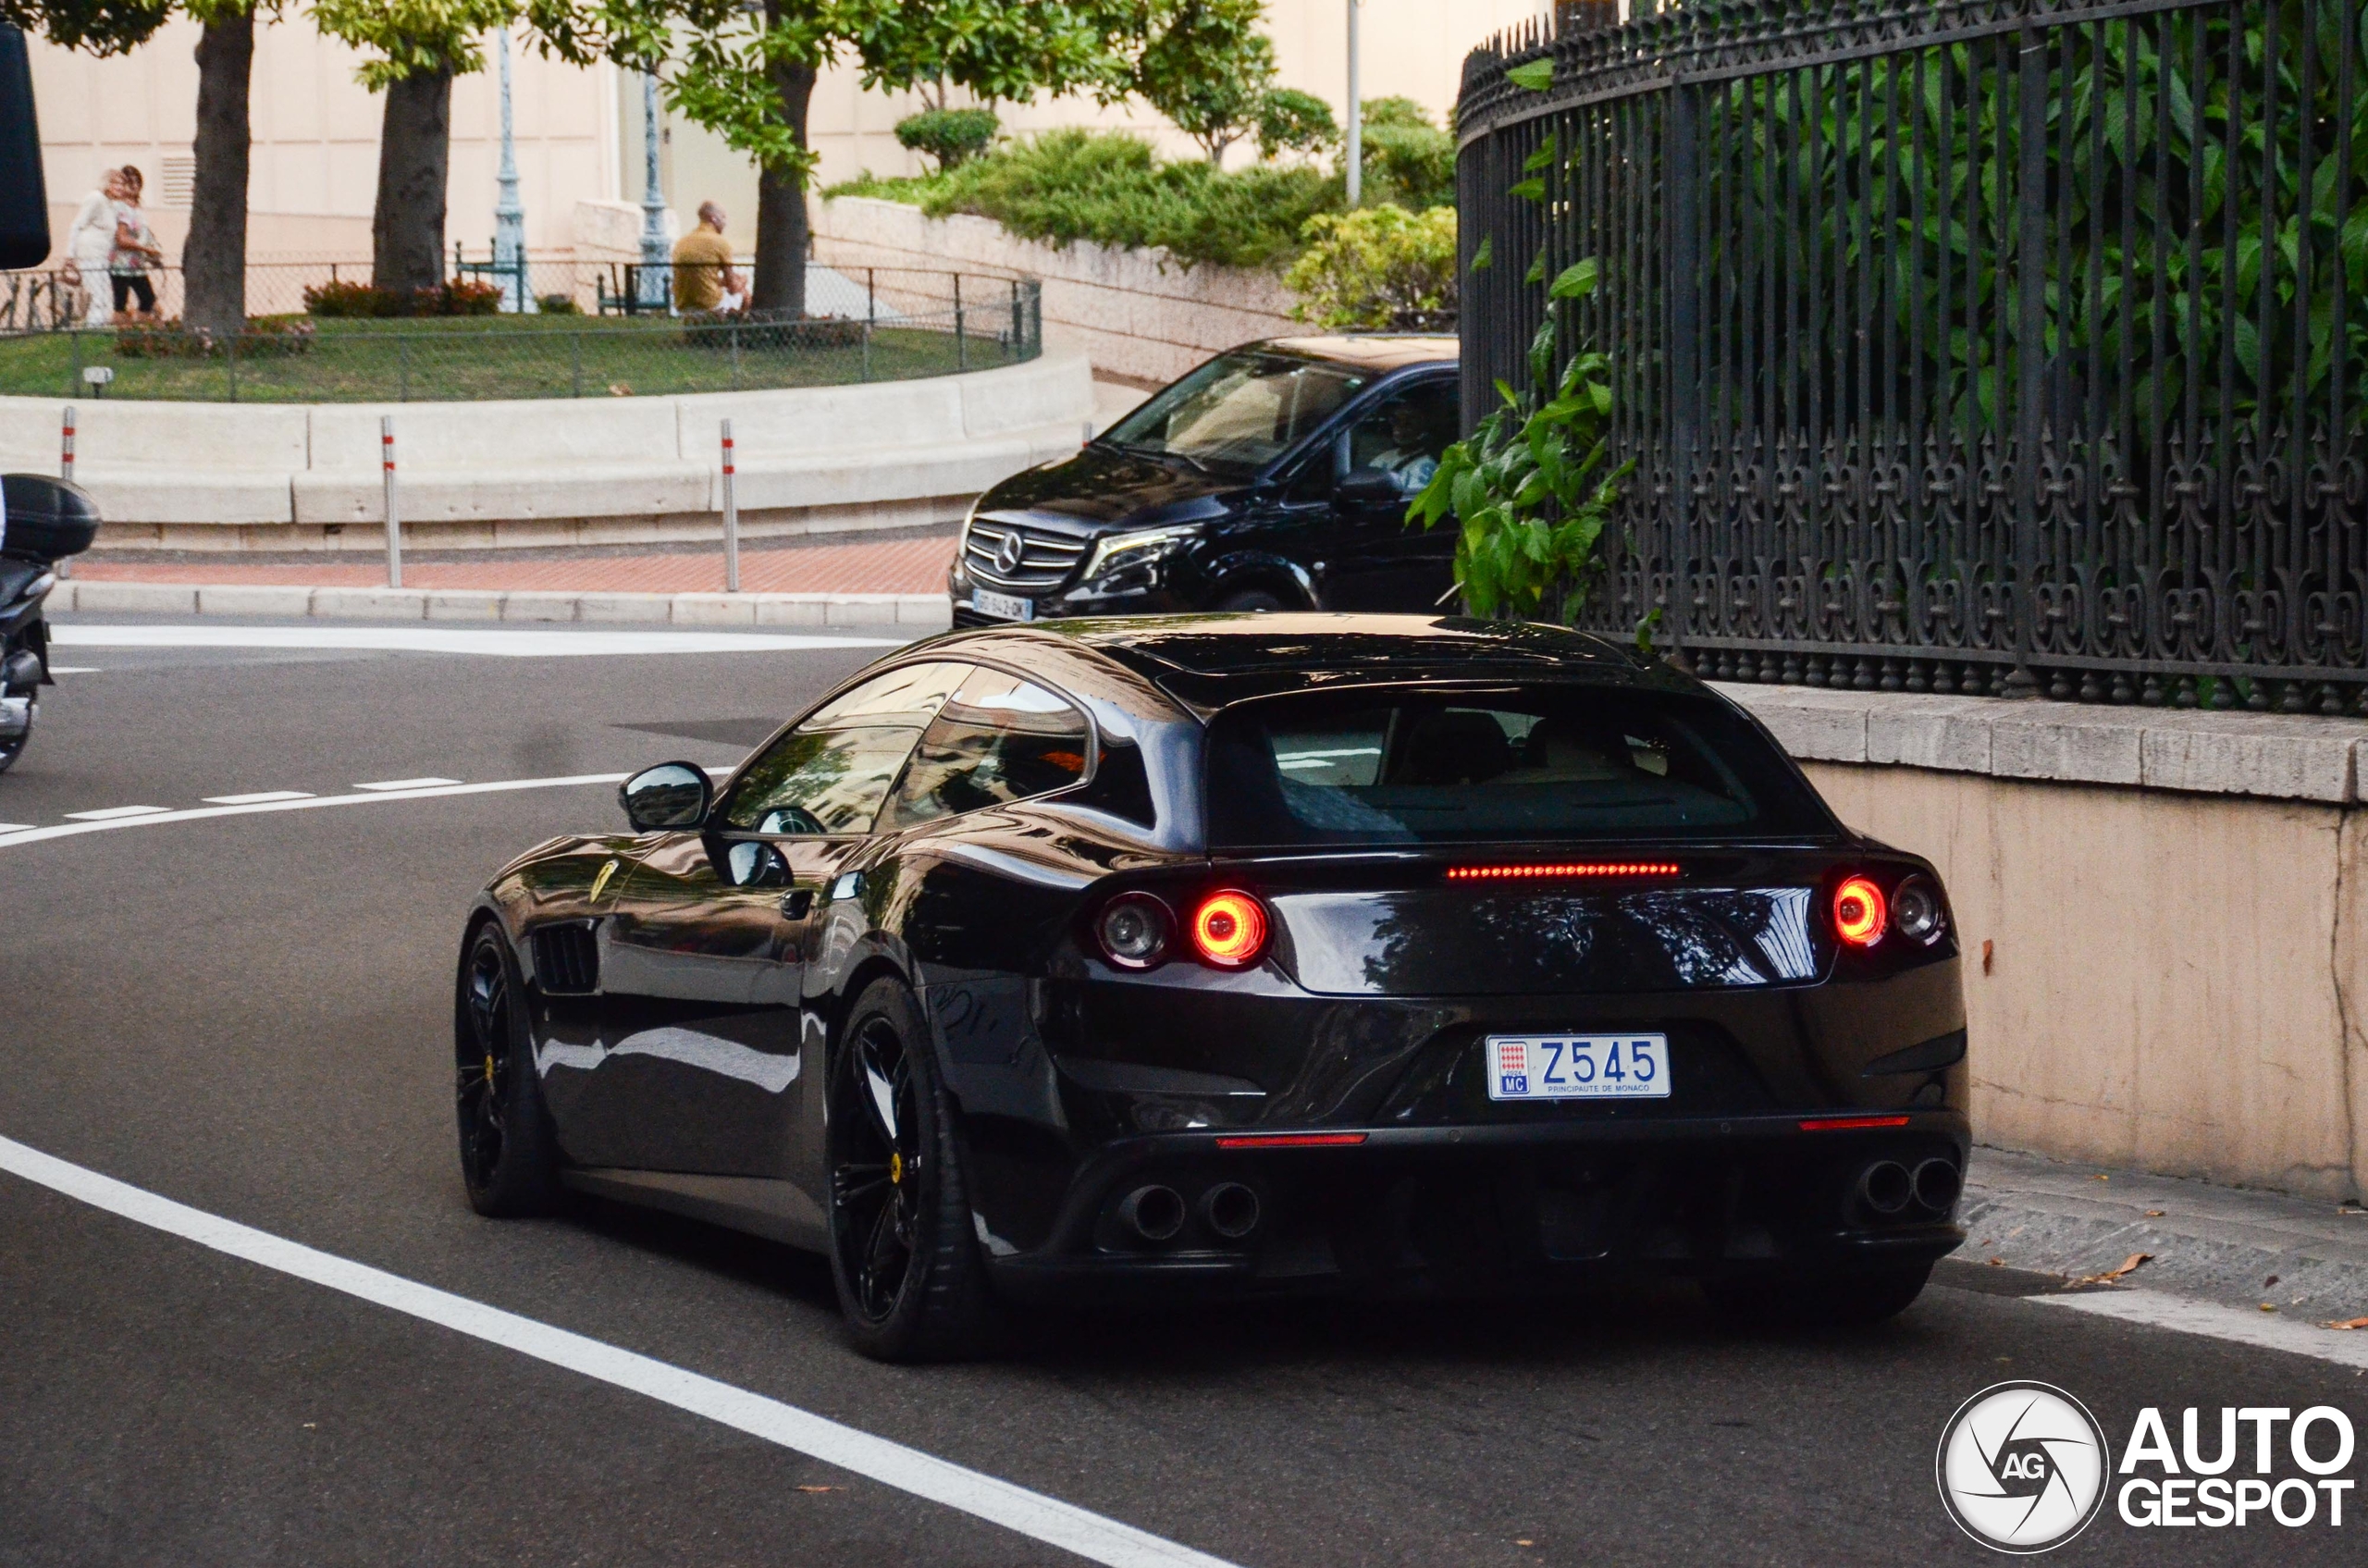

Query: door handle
left=779, top=888, right=814, bottom=920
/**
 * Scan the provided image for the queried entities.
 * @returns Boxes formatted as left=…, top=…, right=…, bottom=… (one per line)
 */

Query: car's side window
left=1344, top=380, right=1458, bottom=496
left=880, top=667, right=1092, bottom=830
left=722, top=661, right=971, bottom=833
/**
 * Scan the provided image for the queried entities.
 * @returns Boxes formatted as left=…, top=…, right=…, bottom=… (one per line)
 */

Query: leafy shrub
left=116, top=315, right=316, bottom=358
left=1355, top=99, right=1456, bottom=212
left=1255, top=87, right=1338, bottom=159
left=1285, top=204, right=1458, bottom=330
left=861, top=130, right=1340, bottom=269
left=894, top=107, right=1000, bottom=171
left=1360, top=96, right=1433, bottom=131
left=680, top=309, right=865, bottom=350
left=536, top=292, right=583, bottom=315
left=302, top=278, right=505, bottom=317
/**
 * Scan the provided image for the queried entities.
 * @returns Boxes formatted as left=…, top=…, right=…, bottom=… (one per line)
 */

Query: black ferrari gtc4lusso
left=454, top=614, right=1967, bottom=1359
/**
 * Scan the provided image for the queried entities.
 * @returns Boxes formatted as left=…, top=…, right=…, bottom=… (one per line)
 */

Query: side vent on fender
left=531, top=922, right=599, bottom=995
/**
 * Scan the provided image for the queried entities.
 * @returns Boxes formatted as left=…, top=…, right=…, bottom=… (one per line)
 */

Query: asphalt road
left=2, top=620, right=2362, bottom=1568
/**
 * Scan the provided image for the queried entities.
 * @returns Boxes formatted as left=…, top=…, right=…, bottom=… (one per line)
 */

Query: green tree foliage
left=1253, top=85, right=1336, bottom=159
left=1356, top=96, right=1453, bottom=211
left=853, top=0, right=1133, bottom=109
left=1130, top=0, right=1272, bottom=164
left=1409, top=259, right=1634, bottom=623
left=309, top=0, right=512, bottom=87
left=1284, top=204, right=1456, bottom=329
left=0, top=0, right=167, bottom=53
left=894, top=105, right=998, bottom=169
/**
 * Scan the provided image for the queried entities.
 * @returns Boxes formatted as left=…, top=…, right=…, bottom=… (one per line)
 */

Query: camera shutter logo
left=1936, top=1382, right=2111, bottom=1553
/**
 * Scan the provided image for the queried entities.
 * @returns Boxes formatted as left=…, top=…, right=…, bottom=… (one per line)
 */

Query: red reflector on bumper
left=1214, top=1132, right=1369, bottom=1150
left=1797, top=1115, right=1914, bottom=1131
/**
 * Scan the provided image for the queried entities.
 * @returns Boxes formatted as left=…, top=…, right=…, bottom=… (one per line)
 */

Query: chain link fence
left=0, top=262, right=1042, bottom=401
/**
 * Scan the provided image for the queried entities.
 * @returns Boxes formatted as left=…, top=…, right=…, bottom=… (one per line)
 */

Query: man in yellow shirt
left=672, top=202, right=743, bottom=313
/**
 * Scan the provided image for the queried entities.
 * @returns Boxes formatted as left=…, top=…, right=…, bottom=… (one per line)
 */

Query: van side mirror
left=619, top=762, right=712, bottom=830
left=0, top=28, right=50, bottom=270
left=1336, top=467, right=1402, bottom=506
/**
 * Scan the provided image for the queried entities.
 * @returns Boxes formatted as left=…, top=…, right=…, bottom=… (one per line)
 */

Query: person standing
left=671, top=202, right=743, bottom=315
left=60, top=168, right=125, bottom=327
left=108, top=167, right=165, bottom=323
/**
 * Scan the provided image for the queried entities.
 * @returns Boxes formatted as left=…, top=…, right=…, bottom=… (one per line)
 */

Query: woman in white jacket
left=61, top=169, right=126, bottom=327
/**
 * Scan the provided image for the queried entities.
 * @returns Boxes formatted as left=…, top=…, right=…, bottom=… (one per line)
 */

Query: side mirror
left=1, top=475, right=101, bottom=562
left=618, top=762, right=711, bottom=831
left=0, top=28, right=50, bottom=270
left=1336, top=467, right=1401, bottom=506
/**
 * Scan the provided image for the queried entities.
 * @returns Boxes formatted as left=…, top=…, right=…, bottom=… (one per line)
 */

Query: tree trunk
left=371, top=64, right=454, bottom=296
left=182, top=8, right=254, bottom=336
left=749, top=27, right=816, bottom=318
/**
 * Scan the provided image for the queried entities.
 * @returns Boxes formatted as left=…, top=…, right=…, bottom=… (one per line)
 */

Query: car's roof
left=1245, top=335, right=1459, bottom=374
left=919, top=614, right=1692, bottom=718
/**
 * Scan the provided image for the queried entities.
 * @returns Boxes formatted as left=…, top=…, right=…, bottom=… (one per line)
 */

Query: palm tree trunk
left=749, top=11, right=815, bottom=318
left=182, top=8, right=254, bottom=336
left=371, top=64, right=453, bottom=296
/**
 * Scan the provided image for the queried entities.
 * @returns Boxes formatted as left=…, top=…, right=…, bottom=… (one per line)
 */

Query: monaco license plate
left=1486, top=1033, right=1671, bottom=1101
left=971, top=587, right=1034, bottom=622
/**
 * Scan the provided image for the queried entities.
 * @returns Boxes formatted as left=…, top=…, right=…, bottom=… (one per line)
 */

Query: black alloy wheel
left=1214, top=587, right=1288, bottom=613
left=824, top=978, right=1001, bottom=1360
left=0, top=718, right=24, bottom=774
left=453, top=923, right=561, bottom=1216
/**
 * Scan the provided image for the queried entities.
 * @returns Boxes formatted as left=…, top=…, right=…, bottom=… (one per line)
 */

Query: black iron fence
left=1460, top=0, right=2368, bottom=710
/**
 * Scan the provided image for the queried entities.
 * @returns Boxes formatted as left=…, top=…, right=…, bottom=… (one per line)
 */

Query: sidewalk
left=1962, top=1144, right=2368, bottom=1326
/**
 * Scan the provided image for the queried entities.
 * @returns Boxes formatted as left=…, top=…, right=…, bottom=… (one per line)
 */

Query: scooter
left=0, top=474, right=99, bottom=774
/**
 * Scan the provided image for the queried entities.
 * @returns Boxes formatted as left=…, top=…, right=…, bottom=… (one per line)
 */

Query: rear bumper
left=980, top=1110, right=1969, bottom=1304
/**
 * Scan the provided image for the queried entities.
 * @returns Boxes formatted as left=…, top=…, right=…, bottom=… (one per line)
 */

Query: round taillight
left=1190, top=890, right=1269, bottom=969
left=1096, top=892, right=1171, bottom=969
left=1833, top=875, right=1887, bottom=947
left=1892, top=876, right=1945, bottom=945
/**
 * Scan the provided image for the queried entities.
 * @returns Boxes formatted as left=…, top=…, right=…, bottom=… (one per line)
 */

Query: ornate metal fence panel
left=1459, top=0, right=2368, bottom=710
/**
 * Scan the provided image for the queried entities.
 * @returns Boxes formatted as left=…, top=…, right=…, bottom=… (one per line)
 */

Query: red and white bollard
left=381, top=416, right=402, bottom=589
left=56, top=405, right=75, bottom=578
left=721, top=418, right=740, bottom=594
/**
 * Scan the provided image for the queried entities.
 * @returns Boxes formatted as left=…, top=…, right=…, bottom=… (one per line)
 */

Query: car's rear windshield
left=1203, top=686, right=1835, bottom=848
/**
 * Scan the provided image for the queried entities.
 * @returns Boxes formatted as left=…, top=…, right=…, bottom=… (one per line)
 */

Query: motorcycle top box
left=1, top=475, right=99, bottom=562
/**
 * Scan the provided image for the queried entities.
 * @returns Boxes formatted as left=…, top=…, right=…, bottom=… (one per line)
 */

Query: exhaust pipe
left=1856, top=1159, right=1914, bottom=1216
left=1117, top=1184, right=1186, bottom=1242
left=1912, top=1157, right=1962, bottom=1215
left=1199, top=1181, right=1261, bottom=1241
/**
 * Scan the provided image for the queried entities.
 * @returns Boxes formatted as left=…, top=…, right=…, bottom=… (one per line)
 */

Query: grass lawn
left=0, top=315, right=1012, bottom=402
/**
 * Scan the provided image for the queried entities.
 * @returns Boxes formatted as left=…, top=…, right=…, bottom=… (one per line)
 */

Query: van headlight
left=1082, top=525, right=1199, bottom=586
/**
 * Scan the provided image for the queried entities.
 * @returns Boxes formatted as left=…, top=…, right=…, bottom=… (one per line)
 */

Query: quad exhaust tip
left=1200, top=1181, right=1260, bottom=1241
left=1118, top=1184, right=1187, bottom=1242
left=1913, top=1156, right=1962, bottom=1214
left=1857, top=1159, right=1914, bottom=1216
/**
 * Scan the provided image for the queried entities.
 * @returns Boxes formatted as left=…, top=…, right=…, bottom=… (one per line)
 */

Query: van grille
left=531, top=922, right=598, bottom=994
left=964, top=517, right=1090, bottom=591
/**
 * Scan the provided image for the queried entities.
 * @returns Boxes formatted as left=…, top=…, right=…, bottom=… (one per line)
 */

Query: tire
left=1703, top=1263, right=1932, bottom=1328
left=1214, top=587, right=1289, bottom=613
left=0, top=701, right=28, bottom=776
left=453, top=922, right=563, bottom=1217
left=824, top=977, right=1004, bottom=1361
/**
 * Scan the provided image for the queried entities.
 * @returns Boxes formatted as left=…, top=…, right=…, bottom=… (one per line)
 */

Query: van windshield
left=1101, top=352, right=1365, bottom=477
left=1203, top=687, right=1835, bottom=848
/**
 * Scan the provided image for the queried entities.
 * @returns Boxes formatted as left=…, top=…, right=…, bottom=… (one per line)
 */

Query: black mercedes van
left=948, top=335, right=1459, bottom=625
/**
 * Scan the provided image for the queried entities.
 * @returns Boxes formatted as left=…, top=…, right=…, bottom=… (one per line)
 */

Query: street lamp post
left=636, top=71, right=671, bottom=312
left=493, top=27, right=533, bottom=313
left=1344, top=0, right=1363, bottom=207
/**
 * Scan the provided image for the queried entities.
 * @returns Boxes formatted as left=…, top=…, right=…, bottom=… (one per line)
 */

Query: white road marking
left=0, top=773, right=629, bottom=851
left=355, top=777, right=462, bottom=792
left=62, top=805, right=171, bottom=821
left=47, top=665, right=100, bottom=673
left=0, top=1133, right=1239, bottom=1568
left=203, top=790, right=314, bottom=805
left=0, top=822, right=30, bottom=833
left=50, top=624, right=906, bottom=659
left=2033, top=1287, right=2368, bottom=1370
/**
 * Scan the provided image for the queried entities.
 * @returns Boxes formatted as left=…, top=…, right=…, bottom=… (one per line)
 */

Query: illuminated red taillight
left=1832, top=875, right=1887, bottom=947
left=1445, top=861, right=1681, bottom=882
left=1799, top=1115, right=1913, bottom=1131
left=1190, top=889, right=1269, bottom=968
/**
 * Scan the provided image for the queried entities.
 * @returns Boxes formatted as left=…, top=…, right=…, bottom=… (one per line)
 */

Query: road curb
left=52, top=579, right=954, bottom=630
left=1961, top=1145, right=2368, bottom=1324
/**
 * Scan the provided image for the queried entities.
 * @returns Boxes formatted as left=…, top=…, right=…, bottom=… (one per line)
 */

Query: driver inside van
left=1367, top=401, right=1443, bottom=493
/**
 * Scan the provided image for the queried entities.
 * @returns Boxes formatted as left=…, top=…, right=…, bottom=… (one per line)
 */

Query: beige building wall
left=29, top=1, right=1539, bottom=268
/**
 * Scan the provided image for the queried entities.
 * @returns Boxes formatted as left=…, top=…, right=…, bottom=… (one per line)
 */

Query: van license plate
left=971, top=588, right=1033, bottom=622
left=1485, top=1034, right=1671, bottom=1101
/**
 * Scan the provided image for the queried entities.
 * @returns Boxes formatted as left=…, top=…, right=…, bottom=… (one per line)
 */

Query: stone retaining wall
left=0, top=348, right=1096, bottom=551
left=1721, top=684, right=2368, bottom=1202
left=811, top=197, right=1299, bottom=383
